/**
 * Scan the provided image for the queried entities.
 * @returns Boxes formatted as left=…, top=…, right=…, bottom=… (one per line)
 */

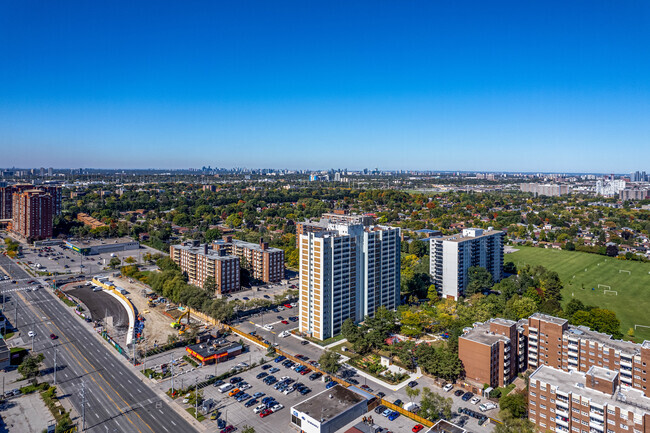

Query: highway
left=0, top=255, right=199, bottom=433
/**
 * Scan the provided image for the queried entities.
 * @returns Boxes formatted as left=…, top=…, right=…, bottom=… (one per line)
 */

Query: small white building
left=290, top=385, right=369, bottom=433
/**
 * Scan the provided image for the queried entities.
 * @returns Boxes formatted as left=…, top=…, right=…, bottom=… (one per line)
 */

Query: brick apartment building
left=0, top=183, right=61, bottom=221
left=212, top=236, right=284, bottom=283
left=10, top=189, right=54, bottom=241
left=529, top=364, right=650, bottom=433
left=460, top=312, right=650, bottom=394
left=458, top=318, right=527, bottom=388
left=170, top=241, right=241, bottom=294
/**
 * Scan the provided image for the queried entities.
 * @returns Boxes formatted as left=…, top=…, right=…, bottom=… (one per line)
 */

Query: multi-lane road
left=0, top=255, right=198, bottom=433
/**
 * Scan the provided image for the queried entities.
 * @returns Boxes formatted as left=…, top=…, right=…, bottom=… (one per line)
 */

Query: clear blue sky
left=1, top=1, right=649, bottom=172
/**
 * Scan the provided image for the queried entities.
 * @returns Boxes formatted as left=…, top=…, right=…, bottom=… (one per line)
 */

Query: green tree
left=341, top=318, right=362, bottom=344
left=109, top=256, right=122, bottom=268
left=241, top=426, right=255, bottom=433
left=426, top=284, right=438, bottom=302
left=466, top=266, right=494, bottom=296
left=419, top=387, right=453, bottom=421
left=494, top=413, right=536, bottom=433
left=319, top=351, right=342, bottom=374
left=124, top=256, right=136, bottom=264
left=18, top=353, right=45, bottom=379
left=405, top=386, right=420, bottom=403
left=499, top=391, right=528, bottom=418
left=408, top=240, right=427, bottom=258
left=203, top=276, right=216, bottom=293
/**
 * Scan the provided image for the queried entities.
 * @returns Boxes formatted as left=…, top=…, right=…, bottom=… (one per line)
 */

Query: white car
left=240, top=384, right=252, bottom=391
left=263, top=324, right=273, bottom=330
left=271, top=404, right=284, bottom=412
left=283, top=388, right=294, bottom=395
left=443, top=384, right=453, bottom=392
left=254, top=404, right=266, bottom=414
left=470, top=396, right=481, bottom=405
left=479, top=402, right=498, bottom=412
left=28, top=331, right=36, bottom=338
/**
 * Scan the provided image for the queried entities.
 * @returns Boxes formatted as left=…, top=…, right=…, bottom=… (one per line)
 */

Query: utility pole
left=53, top=349, right=58, bottom=385
left=194, top=377, right=198, bottom=419
left=81, top=381, right=86, bottom=431
left=170, top=354, right=175, bottom=395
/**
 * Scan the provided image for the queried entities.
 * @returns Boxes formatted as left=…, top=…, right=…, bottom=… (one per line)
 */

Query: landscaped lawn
left=507, top=246, right=650, bottom=340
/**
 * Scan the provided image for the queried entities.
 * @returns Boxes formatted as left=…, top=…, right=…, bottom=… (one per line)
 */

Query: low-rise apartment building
left=170, top=241, right=241, bottom=294
left=213, top=237, right=284, bottom=283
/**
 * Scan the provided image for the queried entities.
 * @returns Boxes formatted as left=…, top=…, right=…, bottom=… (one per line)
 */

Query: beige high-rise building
left=299, top=222, right=400, bottom=341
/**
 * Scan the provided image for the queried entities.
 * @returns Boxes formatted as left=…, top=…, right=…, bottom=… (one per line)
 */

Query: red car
left=283, top=304, right=292, bottom=309
left=300, top=368, right=311, bottom=375
left=281, top=320, right=289, bottom=325
left=49, top=333, right=58, bottom=340
left=412, top=425, right=424, bottom=432
left=220, top=426, right=235, bottom=433
left=260, top=409, right=273, bottom=418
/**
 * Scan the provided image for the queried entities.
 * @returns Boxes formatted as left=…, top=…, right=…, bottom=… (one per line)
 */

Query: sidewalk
left=346, top=365, right=423, bottom=392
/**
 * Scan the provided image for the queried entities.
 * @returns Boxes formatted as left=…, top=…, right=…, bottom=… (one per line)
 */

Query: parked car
left=382, top=408, right=392, bottom=417
left=443, top=384, right=453, bottom=392
left=394, top=399, right=403, bottom=407
left=461, top=392, right=474, bottom=401
left=388, top=411, right=400, bottom=421
left=261, top=364, right=272, bottom=370
left=220, top=425, right=235, bottom=433
left=375, top=405, right=387, bottom=414
left=412, top=425, right=424, bottom=432
left=470, top=396, right=481, bottom=405
left=454, top=389, right=464, bottom=397
left=407, top=381, right=418, bottom=388
left=245, top=399, right=258, bottom=408
left=49, top=333, right=58, bottom=340
left=301, top=340, right=309, bottom=345
left=479, top=402, right=498, bottom=412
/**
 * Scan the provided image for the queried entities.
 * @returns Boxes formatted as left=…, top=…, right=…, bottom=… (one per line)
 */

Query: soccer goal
left=635, top=324, right=650, bottom=331
left=598, top=284, right=611, bottom=290
left=619, top=270, right=631, bottom=275
left=603, top=290, right=618, bottom=296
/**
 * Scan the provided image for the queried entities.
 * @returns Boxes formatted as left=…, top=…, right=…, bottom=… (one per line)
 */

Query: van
left=218, top=383, right=234, bottom=393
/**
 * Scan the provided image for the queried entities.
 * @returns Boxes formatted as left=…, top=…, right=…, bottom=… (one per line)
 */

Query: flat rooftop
left=435, top=229, right=503, bottom=243
left=567, top=326, right=640, bottom=355
left=186, top=341, right=242, bottom=359
left=67, top=237, right=138, bottom=247
left=292, top=385, right=367, bottom=424
left=427, top=419, right=468, bottom=433
left=530, top=365, right=650, bottom=416
left=173, top=243, right=238, bottom=261
left=231, top=239, right=283, bottom=253
left=461, top=322, right=510, bottom=346
left=529, top=312, right=568, bottom=326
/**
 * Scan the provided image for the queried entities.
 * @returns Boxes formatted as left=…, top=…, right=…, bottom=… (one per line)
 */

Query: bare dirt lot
left=110, top=276, right=179, bottom=347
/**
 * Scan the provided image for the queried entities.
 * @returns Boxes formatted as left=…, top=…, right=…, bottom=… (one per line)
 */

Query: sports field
left=506, top=246, right=650, bottom=341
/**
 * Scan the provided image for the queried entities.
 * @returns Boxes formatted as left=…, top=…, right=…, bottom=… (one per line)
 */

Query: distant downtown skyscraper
left=298, top=222, right=400, bottom=341
left=429, top=228, right=504, bottom=300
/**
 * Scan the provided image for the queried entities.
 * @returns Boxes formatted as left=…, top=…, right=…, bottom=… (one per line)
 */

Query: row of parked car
left=373, top=404, right=401, bottom=421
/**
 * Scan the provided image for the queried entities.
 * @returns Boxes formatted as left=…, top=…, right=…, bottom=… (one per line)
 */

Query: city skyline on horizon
left=2, top=1, right=650, bottom=173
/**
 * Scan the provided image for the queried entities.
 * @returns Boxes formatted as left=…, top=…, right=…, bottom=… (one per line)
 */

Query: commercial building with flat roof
left=430, top=228, right=504, bottom=300
left=65, top=237, right=140, bottom=256
left=185, top=341, right=243, bottom=365
left=291, top=385, right=369, bottom=433
left=170, top=241, right=241, bottom=294
left=299, top=222, right=400, bottom=340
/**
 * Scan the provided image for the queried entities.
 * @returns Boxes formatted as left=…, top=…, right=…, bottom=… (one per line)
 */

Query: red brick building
left=170, top=242, right=241, bottom=294
left=10, top=189, right=54, bottom=241
left=213, top=237, right=284, bottom=283
left=458, top=318, right=527, bottom=387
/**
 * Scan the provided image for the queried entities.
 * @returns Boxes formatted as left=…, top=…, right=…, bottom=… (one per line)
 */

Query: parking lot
left=224, top=275, right=299, bottom=302
left=19, top=243, right=160, bottom=276
left=187, top=354, right=333, bottom=433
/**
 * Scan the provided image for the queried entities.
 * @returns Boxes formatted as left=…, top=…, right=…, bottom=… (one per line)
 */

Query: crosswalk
left=0, top=286, right=36, bottom=294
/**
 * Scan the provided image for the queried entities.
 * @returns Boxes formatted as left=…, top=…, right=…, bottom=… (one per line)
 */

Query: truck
left=404, top=402, right=420, bottom=413
left=218, top=383, right=234, bottom=393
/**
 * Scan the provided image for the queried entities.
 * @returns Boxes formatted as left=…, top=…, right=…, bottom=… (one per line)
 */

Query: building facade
left=296, top=211, right=374, bottom=247
left=0, top=183, right=61, bottom=221
left=299, top=222, right=400, bottom=340
left=170, top=242, right=241, bottom=294
left=429, top=228, right=504, bottom=300
left=458, top=318, right=527, bottom=388
left=213, top=237, right=284, bottom=283
left=10, top=189, right=53, bottom=241
left=520, top=183, right=571, bottom=197
left=529, top=365, right=650, bottom=433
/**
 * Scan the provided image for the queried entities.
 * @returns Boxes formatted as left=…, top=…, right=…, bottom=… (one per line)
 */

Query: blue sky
left=1, top=1, right=649, bottom=172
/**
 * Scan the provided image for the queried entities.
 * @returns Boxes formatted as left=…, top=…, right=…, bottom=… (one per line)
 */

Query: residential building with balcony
left=212, top=237, right=284, bottom=283
left=529, top=364, right=650, bottom=433
left=170, top=241, right=241, bottom=294
left=10, top=188, right=53, bottom=241
left=458, top=318, right=527, bottom=387
left=429, top=228, right=504, bottom=300
left=298, top=222, right=400, bottom=341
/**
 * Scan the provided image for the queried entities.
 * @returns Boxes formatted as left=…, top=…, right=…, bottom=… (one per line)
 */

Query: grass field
left=506, top=246, right=650, bottom=341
